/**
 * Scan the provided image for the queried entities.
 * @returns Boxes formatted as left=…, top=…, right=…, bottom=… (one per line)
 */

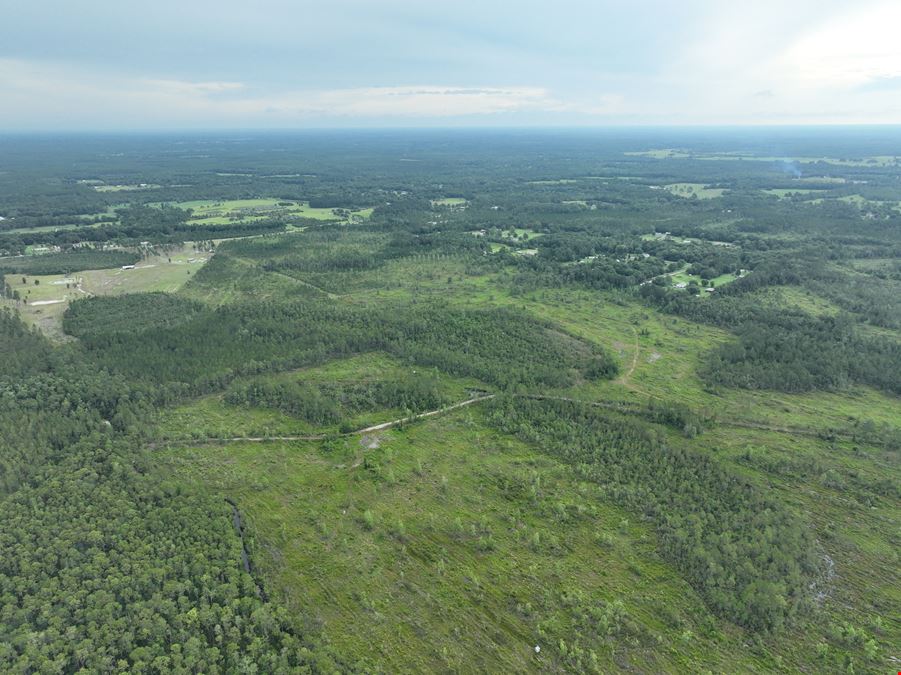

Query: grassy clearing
left=501, top=228, right=543, bottom=241
left=430, top=197, right=467, bottom=207
left=5, top=222, right=99, bottom=235
left=467, top=287, right=900, bottom=431
left=2, top=243, right=209, bottom=341
left=708, top=272, right=738, bottom=286
left=795, top=176, right=847, bottom=184
left=93, top=184, right=162, bottom=192
left=753, top=286, right=842, bottom=317
left=624, top=149, right=691, bottom=159
left=762, top=188, right=825, bottom=198
left=154, top=352, right=483, bottom=441
left=838, top=194, right=872, bottom=208
left=158, top=409, right=789, bottom=673
left=668, top=269, right=703, bottom=286
left=157, top=199, right=371, bottom=225
left=663, top=183, right=726, bottom=199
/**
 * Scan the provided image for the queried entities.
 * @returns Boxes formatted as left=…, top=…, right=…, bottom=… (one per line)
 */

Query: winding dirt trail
left=616, top=324, right=640, bottom=388
left=160, top=394, right=495, bottom=447
left=156, top=388, right=843, bottom=453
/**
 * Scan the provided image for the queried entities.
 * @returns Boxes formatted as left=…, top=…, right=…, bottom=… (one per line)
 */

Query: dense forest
left=0, top=312, right=343, bottom=672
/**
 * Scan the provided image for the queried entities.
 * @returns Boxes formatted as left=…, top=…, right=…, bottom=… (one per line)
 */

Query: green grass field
left=2, top=243, right=210, bottom=340
left=151, top=198, right=373, bottom=225
left=93, top=183, right=162, bottom=192
left=762, top=188, right=826, bottom=198
left=501, top=228, right=543, bottom=241
left=155, top=352, right=483, bottom=441
left=158, top=409, right=802, bottom=673
left=624, top=149, right=692, bottom=159
left=663, top=183, right=726, bottom=199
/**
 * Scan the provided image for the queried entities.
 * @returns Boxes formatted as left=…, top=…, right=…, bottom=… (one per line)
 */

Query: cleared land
left=144, top=245, right=899, bottom=671
left=93, top=184, right=162, bottom=192
left=501, top=228, right=543, bottom=241
left=762, top=188, right=825, bottom=198
left=159, top=409, right=788, bottom=673
left=155, top=352, right=483, bottom=441
left=162, top=198, right=372, bottom=225
left=663, top=183, right=726, bottom=199
left=2, top=243, right=210, bottom=340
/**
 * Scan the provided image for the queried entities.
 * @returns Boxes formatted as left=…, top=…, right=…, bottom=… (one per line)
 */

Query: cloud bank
left=1, top=0, right=899, bottom=128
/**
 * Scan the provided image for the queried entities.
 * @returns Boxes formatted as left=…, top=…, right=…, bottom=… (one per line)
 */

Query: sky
left=1, top=0, right=901, bottom=129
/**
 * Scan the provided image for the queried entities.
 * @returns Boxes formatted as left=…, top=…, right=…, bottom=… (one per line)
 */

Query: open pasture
left=2, top=243, right=209, bottom=340
left=93, top=183, right=162, bottom=192
left=158, top=198, right=373, bottom=225
left=663, top=183, right=726, bottom=199
left=430, top=197, right=468, bottom=207
left=762, top=188, right=825, bottom=198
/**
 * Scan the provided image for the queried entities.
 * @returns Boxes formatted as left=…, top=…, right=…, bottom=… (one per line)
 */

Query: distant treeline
left=0, top=249, right=141, bottom=275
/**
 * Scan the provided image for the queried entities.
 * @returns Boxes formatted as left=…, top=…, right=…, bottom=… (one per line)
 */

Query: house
left=674, top=282, right=687, bottom=289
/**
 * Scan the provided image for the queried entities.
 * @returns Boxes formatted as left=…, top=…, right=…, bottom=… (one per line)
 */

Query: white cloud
left=143, top=80, right=246, bottom=96
left=3, top=0, right=901, bottom=134
left=0, top=59, right=570, bottom=126
left=271, top=86, right=559, bottom=117
left=778, top=2, right=901, bottom=88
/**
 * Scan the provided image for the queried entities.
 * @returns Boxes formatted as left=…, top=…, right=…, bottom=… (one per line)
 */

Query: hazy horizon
left=3, top=0, right=901, bottom=130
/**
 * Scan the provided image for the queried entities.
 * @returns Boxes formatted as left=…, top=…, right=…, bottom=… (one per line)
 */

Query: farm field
left=501, top=227, right=543, bottom=241
left=663, top=183, right=726, bottom=199
left=2, top=243, right=209, bottom=340
left=762, top=188, right=825, bottom=198
left=93, top=183, right=162, bottom=192
left=167, top=198, right=370, bottom=224
left=430, top=197, right=467, bottom=206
